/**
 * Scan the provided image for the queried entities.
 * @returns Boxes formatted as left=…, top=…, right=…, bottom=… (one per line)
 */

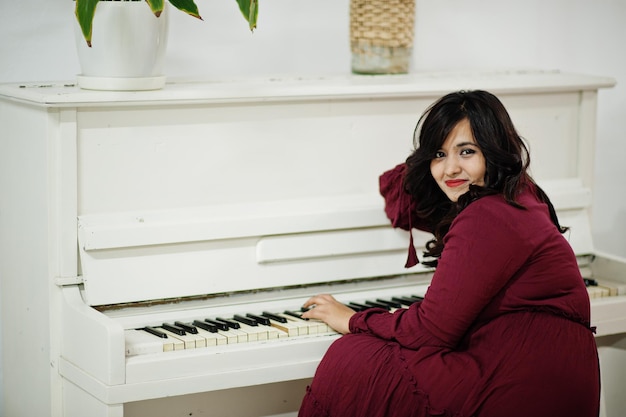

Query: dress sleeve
left=379, top=163, right=418, bottom=231
left=379, top=163, right=429, bottom=267
left=350, top=198, right=535, bottom=348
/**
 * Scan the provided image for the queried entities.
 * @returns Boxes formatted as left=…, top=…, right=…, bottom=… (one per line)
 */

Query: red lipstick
left=445, top=179, right=467, bottom=188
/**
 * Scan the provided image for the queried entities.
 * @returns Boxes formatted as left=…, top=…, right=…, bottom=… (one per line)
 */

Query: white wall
left=0, top=0, right=625, bottom=414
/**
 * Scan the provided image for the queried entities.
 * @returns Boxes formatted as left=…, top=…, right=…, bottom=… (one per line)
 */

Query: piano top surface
left=0, top=69, right=616, bottom=107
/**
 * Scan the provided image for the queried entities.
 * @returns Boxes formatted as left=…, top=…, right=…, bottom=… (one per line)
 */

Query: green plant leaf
left=75, top=0, right=100, bottom=47
left=168, top=0, right=202, bottom=20
left=236, top=0, right=258, bottom=31
left=75, top=0, right=254, bottom=48
left=145, top=0, right=165, bottom=17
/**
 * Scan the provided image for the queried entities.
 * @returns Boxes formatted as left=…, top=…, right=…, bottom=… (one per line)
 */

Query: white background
left=1, top=0, right=625, bottom=411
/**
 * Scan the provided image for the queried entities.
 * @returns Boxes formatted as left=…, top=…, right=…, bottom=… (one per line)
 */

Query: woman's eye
left=460, top=148, right=476, bottom=156
left=434, top=151, right=445, bottom=158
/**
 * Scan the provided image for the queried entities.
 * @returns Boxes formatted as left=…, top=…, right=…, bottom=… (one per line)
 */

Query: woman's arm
left=379, top=163, right=419, bottom=231
left=350, top=198, right=535, bottom=348
left=380, top=163, right=433, bottom=267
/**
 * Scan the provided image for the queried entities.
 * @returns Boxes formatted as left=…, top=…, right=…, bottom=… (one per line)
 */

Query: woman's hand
left=301, top=294, right=356, bottom=335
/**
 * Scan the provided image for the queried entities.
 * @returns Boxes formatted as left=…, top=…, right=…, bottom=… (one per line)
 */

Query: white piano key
left=303, top=317, right=332, bottom=333
left=159, top=328, right=200, bottom=349
left=277, top=314, right=310, bottom=336
left=235, top=322, right=263, bottom=342
left=266, top=324, right=286, bottom=339
left=596, top=287, right=610, bottom=298
left=287, top=312, right=331, bottom=334
left=587, top=286, right=607, bottom=299
left=153, top=329, right=185, bottom=351
left=268, top=319, right=299, bottom=337
left=195, top=328, right=228, bottom=346
left=221, top=328, right=247, bottom=344
left=191, top=332, right=207, bottom=348
left=312, top=318, right=333, bottom=333
left=596, top=279, right=626, bottom=296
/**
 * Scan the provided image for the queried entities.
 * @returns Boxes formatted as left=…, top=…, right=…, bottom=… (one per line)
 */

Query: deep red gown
left=298, top=164, right=600, bottom=417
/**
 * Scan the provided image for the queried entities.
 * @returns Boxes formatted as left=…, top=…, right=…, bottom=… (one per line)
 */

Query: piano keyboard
left=585, top=278, right=626, bottom=299
left=125, top=294, right=425, bottom=356
left=124, top=279, right=626, bottom=357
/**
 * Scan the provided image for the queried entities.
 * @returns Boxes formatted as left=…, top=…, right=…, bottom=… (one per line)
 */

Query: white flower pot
left=74, top=1, right=169, bottom=91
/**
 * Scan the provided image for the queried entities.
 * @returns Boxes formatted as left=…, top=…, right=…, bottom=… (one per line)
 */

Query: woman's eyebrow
left=454, top=141, right=479, bottom=148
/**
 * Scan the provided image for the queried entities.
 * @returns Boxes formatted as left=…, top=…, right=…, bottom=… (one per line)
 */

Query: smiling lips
left=445, top=179, right=467, bottom=188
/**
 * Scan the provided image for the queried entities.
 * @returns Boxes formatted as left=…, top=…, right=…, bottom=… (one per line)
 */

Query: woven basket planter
left=350, top=0, right=415, bottom=74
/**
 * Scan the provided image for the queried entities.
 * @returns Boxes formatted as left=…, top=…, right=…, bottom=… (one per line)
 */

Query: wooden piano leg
left=63, top=379, right=123, bottom=417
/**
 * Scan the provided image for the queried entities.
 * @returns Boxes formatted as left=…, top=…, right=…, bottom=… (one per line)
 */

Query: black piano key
left=284, top=310, right=308, bottom=321
left=141, top=326, right=168, bottom=338
left=233, top=314, right=258, bottom=327
left=392, top=296, right=418, bottom=306
left=261, top=311, right=288, bottom=323
left=584, top=278, right=598, bottom=287
left=364, top=300, right=390, bottom=310
left=246, top=313, right=271, bottom=326
left=161, top=323, right=186, bottom=335
left=216, top=317, right=241, bottom=329
left=347, top=302, right=369, bottom=312
left=193, top=320, right=218, bottom=333
left=204, top=319, right=229, bottom=331
left=376, top=298, right=402, bottom=308
left=174, top=321, right=199, bottom=334
left=411, top=295, right=425, bottom=301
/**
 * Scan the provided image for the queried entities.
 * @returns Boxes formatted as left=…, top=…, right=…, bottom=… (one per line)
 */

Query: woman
left=298, top=90, right=600, bottom=417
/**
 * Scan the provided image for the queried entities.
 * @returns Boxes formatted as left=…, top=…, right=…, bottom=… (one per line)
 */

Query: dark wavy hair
left=404, top=90, right=567, bottom=266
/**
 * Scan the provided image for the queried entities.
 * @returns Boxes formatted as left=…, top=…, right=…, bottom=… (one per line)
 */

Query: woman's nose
left=444, top=157, right=461, bottom=176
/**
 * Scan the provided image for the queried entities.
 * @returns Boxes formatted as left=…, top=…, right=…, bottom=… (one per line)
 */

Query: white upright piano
left=1, top=71, right=625, bottom=417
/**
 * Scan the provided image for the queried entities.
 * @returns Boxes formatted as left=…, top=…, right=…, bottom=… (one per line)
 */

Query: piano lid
left=68, top=71, right=613, bottom=306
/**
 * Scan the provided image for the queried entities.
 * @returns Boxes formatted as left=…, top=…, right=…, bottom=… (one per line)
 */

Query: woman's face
left=430, top=119, right=486, bottom=202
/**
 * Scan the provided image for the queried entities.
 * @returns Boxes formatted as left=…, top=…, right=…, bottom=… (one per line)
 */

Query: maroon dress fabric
left=298, top=164, right=600, bottom=417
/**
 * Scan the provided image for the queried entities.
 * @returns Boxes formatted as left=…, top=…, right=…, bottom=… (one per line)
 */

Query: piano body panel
left=72, top=77, right=609, bottom=216
left=77, top=196, right=435, bottom=306
left=68, top=337, right=338, bottom=404
left=75, top=97, right=427, bottom=216
left=62, top=378, right=124, bottom=417
left=596, top=333, right=626, bottom=417
left=80, top=247, right=427, bottom=307
left=70, top=89, right=598, bottom=223
left=61, top=286, right=126, bottom=385
left=77, top=194, right=392, bottom=250
left=123, top=380, right=311, bottom=417
left=590, top=251, right=626, bottom=417
left=1, top=71, right=622, bottom=417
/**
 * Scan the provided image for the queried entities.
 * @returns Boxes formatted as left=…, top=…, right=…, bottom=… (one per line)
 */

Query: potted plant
left=75, top=0, right=258, bottom=47
left=73, top=0, right=258, bottom=91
